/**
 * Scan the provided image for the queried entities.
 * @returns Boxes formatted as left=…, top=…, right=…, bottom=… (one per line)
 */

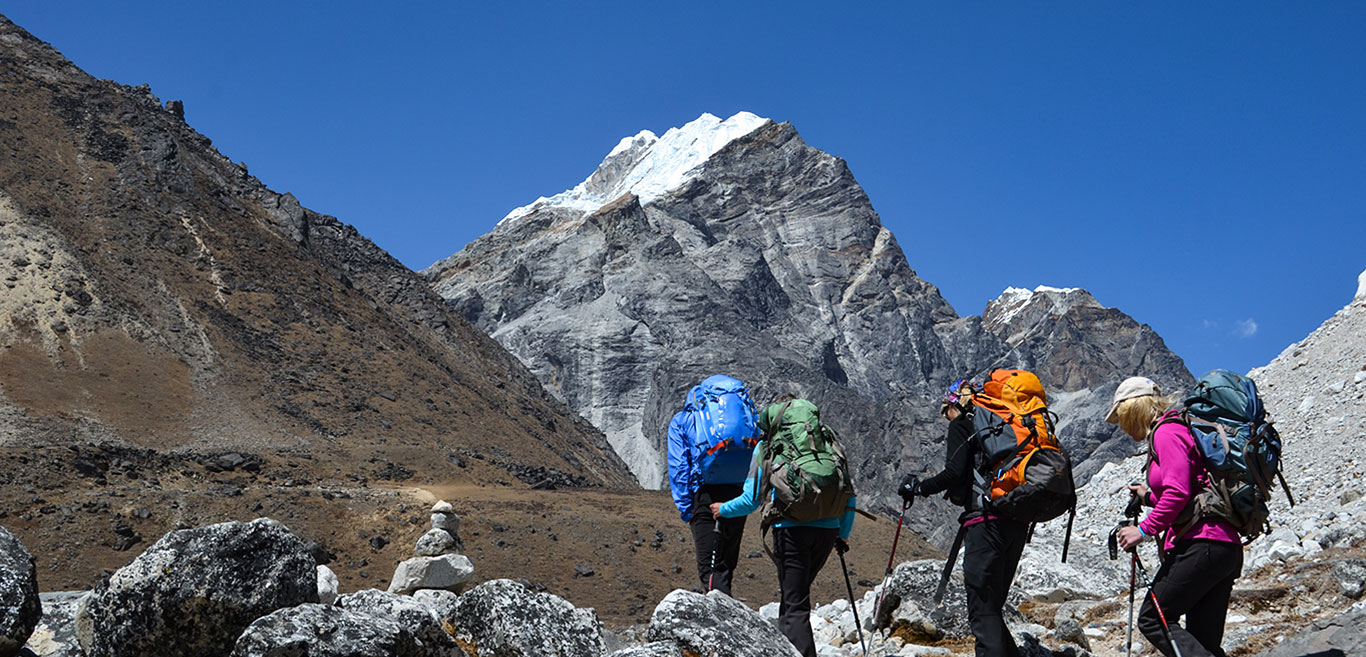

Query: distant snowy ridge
left=1357, top=267, right=1366, bottom=299
left=498, top=111, right=769, bottom=224
left=986, top=284, right=1094, bottom=328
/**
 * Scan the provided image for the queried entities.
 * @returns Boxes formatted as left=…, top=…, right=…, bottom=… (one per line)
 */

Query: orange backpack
left=968, top=369, right=1077, bottom=525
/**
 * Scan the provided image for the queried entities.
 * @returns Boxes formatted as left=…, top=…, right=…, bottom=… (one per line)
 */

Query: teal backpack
left=1155, top=370, right=1295, bottom=542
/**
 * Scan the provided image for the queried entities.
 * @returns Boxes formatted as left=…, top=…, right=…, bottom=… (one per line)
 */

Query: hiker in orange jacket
left=899, top=379, right=1028, bottom=657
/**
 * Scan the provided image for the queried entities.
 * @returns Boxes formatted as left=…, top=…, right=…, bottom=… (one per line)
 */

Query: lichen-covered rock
left=411, top=589, right=461, bottom=624
left=317, top=565, right=339, bottom=605
left=415, top=529, right=458, bottom=557
left=337, top=589, right=463, bottom=656
left=388, top=554, right=473, bottom=595
left=450, top=578, right=602, bottom=657
left=77, top=518, right=318, bottom=657
left=605, top=642, right=684, bottom=657
left=230, top=603, right=426, bottom=657
left=22, top=591, right=87, bottom=657
left=0, top=526, right=42, bottom=657
left=647, top=589, right=800, bottom=657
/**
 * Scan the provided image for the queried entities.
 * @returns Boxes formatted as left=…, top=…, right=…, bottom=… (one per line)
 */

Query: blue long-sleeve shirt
left=716, top=450, right=856, bottom=539
left=667, top=411, right=696, bottom=521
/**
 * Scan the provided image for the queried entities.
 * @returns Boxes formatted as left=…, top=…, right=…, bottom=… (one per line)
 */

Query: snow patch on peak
left=499, top=111, right=770, bottom=225
left=1357, top=268, right=1366, bottom=300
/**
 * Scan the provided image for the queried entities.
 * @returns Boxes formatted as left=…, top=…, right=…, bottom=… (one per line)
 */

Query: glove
left=834, top=537, right=849, bottom=555
left=897, top=474, right=920, bottom=502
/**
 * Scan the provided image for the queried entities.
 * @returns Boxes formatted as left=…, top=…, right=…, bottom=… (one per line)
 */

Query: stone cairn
left=386, top=500, right=475, bottom=596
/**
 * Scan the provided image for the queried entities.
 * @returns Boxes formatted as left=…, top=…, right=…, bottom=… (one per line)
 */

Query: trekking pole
left=707, top=522, right=722, bottom=592
left=1131, top=552, right=1184, bottom=657
left=1126, top=555, right=1136, bottom=654
left=836, top=543, right=868, bottom=656
left=872, top=496, right=911, bottom=626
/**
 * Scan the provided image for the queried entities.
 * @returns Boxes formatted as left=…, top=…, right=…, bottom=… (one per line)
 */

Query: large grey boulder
left=646, top=589, right=801, bottom=657
left=77, top=518, right=318, bottom=657
left=230, top=603, right=426, bottom=657
left=0, top=526, right=41, bottom=657
left=875, top=558, right=1023, bottom=641
left=449, top=578, right=602, bottom=657
left=336, top=589, right=464, bottom=656
left=22, top=592, right=87, bottom=657
left=1255, top=605, right=1366, bottom=657
left=387, top=554, right=474, bottom=595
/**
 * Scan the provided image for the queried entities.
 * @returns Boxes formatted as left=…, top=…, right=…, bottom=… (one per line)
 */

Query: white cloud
left=1202, top=319, right=1218, bottom=330
left=1234, top=318, right=1258, bottom=338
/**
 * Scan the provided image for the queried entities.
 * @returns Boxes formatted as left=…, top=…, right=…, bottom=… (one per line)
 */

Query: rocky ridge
left=0, top=11, right=633, bottom=595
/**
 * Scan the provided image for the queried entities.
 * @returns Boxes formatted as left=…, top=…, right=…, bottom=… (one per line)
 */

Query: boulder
left=876, top=559, right=980, bottom=640
left=77, top=518, right=318, bottom=657
left=647, top=589, right=801, bottom=657
left=605, top=643, right=685, bottom=657
left=1331, top=558, right=1366, bottom=599
left=388, top=554, right=474, bottom=595
left=449, top=578, right=602, bottom=657
left=21, top=592, right=86, bottom=657
left=411, top=589, right=461, bottom=624
left=0, top=526, right=41, bottom=657
left=415, top=529, right=458, bottom=557
left=1255, top=606, right=1366, bottom=657
left=336, top=589, right=463, bottom=656
left=230, top=603, right=427, bottom=657
left=318, top=565, right=339, bottom=605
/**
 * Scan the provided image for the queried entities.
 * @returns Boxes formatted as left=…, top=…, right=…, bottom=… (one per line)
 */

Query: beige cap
left=1104, top=376, right=1162, bottom=424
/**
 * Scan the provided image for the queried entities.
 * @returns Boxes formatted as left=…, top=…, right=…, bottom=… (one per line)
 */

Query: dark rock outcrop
left=76, top=518, right=317, bottom=657
left=0, top=527, right=40, bottom=657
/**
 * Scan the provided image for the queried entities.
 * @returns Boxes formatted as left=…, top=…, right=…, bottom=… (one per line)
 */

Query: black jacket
left=917, top=410, right=977, bottom=508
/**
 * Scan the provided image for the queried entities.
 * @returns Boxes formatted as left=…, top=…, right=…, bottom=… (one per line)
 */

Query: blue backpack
left=684, top=375, right=760, bottom=485
left=1156, top=369, right=1295, bottom=541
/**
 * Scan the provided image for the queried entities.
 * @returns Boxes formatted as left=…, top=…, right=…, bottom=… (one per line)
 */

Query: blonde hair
left=1112, top=394, right=1178, bottom=440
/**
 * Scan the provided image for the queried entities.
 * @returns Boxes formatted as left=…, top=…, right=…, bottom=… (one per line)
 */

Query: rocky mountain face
left=425, top=113, right=1193, bottom=534
left=0, top=13, right=632, bottom=592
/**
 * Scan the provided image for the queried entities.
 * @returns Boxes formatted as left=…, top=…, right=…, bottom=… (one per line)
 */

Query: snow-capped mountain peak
left=498, top=111, right=770, bottom=224
left=984, top=285, right=1097, bottom=328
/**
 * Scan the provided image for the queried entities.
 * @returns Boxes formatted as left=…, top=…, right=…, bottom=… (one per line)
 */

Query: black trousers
left=689, top=484, right=747, bottom=595
left=962, top=518, right=1028, bottom=657
left=772, top=525, right=838, bottom=657
left=1138, top=539, right=1242, bottom=657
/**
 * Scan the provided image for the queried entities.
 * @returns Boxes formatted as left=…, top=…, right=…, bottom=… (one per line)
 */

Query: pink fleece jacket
left=1139, top=417, right=1241, bottom=550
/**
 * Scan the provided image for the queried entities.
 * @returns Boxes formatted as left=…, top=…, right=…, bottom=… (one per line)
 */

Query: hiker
left=1107, top=376, right=1243, bottom=657
left=710, top=395, right=856, bottom=657
left=667, top=374, right=761, bottom=595
left=898, top=378, right=1029, bottom=657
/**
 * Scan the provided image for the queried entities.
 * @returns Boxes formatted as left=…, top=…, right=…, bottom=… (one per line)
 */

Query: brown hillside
left=0, top=10, right=677, bottom=612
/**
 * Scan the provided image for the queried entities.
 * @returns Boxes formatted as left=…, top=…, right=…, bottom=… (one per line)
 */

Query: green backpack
left=755, top=399, right=855, bottom=530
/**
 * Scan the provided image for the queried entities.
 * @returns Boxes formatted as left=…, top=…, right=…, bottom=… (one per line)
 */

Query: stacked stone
left=387, top=501, right=474, bottom=596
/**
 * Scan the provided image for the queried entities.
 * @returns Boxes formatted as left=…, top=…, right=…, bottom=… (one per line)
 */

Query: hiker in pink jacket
left=1107, top=376, right=1243, bottom=657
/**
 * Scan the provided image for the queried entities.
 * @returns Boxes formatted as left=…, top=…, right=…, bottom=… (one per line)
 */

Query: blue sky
left=6, top=2, right=1363, bottom=380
